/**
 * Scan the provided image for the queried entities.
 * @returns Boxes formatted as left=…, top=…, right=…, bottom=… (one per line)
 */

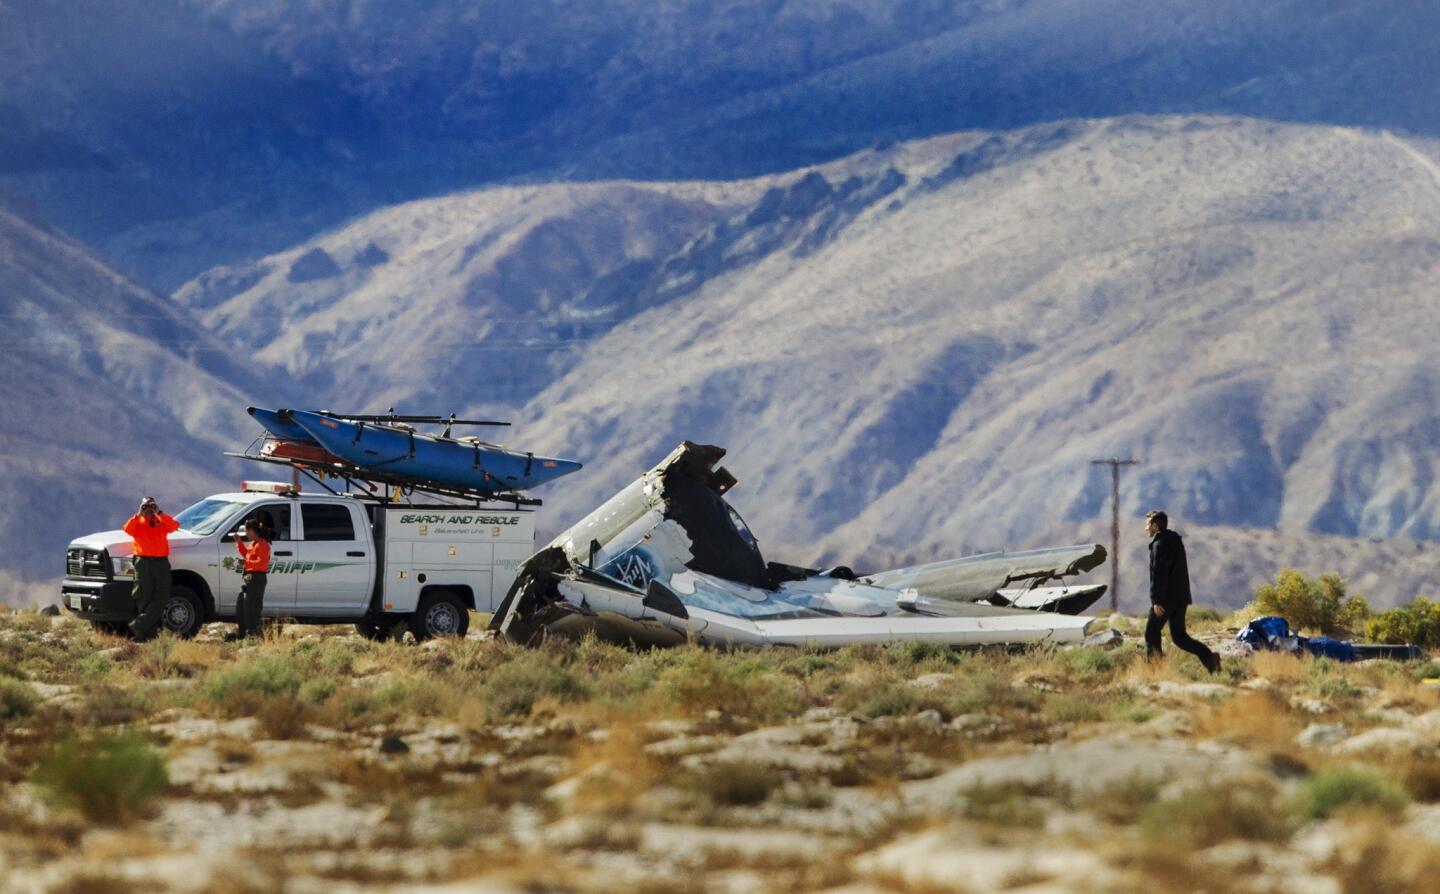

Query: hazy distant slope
left=176, top=181, right=761, bottom=414
left=9, top=0, right=1440, bottom=286
left=0, top=205, right=255, bottom=583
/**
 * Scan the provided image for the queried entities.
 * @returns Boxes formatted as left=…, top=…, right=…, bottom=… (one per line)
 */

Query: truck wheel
left=160, top=586, right=204, bottom=639
left=355, top=620, right=403, bottom=642
left=409, top=590, right=469, bottom=641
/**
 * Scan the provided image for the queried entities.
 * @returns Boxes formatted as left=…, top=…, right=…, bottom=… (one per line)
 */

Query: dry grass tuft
left=1140, top=778, right=1296, bottom=846
left=1192, top=691, right=1301, bottom=748
left=1248, top=649, right=1308, bottom=684
left=1325, top=817, right=1440, bottom=894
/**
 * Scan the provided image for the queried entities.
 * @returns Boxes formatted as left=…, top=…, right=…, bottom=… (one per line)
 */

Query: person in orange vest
left=122, top=496, right=180, bottom=640
left=228, top=519, right=271, bottom=641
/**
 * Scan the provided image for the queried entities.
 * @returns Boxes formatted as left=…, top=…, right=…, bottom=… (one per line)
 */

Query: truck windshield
left=172, top=498, right=245, bottom=535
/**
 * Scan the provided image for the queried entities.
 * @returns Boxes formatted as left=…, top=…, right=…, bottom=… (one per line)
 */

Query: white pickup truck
left=61, top=481, right=535, bottom=640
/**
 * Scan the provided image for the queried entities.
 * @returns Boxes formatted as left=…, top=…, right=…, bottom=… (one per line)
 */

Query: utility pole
left=1090, top=457, right=1140, bottom=612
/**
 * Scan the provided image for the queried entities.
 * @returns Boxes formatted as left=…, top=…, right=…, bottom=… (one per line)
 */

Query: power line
left=1090, top=457, right=1140, bottom=613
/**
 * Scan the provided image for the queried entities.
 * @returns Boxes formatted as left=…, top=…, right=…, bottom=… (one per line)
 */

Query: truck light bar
left=242, top=480, right=299, bottom=495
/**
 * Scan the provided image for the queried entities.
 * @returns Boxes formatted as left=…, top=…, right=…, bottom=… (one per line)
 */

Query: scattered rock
left=1138, top=680, right=1231, bottom=700
left=908, top=672, right=955, bottom=690
left=39, top=604, right=60, bottom=617
left=1220, top=641, right=1255, bottom=658
left=854, top=822, right=1122, bottom=891
left=1241, top=677, right=1273, bottom=691
left=149, top=715, right=259, bottom=744
left=1290, top=697, right=1335, bottom=715
left=1083, top=628, right=1124, bottom=649
left=914, top=709, right=944, bottom=726
left=1296, top=723, right=1348, bottom=749
left=950, top=713, right=1007, bottom=737
left=27, top=682, right=75, bottom=700
left=1334, top=726, right=1425, bottom=754
left=911, top=734, right=1262, bottom=806
left=377, top=735, right=410, bottom=755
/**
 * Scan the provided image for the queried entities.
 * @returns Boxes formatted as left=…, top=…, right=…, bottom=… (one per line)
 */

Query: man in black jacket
left=1146, top=510, right=1221, bottom=673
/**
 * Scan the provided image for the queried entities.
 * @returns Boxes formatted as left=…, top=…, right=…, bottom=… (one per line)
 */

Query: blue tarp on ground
left=1236, top=616, right=1358, bottom=661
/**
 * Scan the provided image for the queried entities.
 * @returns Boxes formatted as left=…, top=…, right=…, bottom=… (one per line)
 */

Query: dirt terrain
left=3, top=610, right=1440, bottom=893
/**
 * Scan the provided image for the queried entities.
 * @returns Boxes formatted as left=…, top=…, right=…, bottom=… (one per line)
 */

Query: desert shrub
left=1061, top=647, right=1128, bottom=680
left=654, top=648, right=803, bottom=723
left=202, top=653, right=302, bottom=703
left=1254, top=570, right=1370, bottom=634
left=30, top=731, right=167, bottom=824
left=1188, top=605, right=1223, bottom=624
left=1141, top=780, right=1295, bottom=846
left=298, top=677, right=336, bottom=704
left=1089, top=775, right=1163, bottom=824
left=0, top=676, right=37, bottom=721
left=480, top=652, right=589, bottom=722
left=1041, top=693, right=1106, bottom=724
left=255, top=696, right=312, bottom=739
left=1416, top=662, right=1440, bottom=680
left=1300, top=768, right=1408, bottom=819
left=881, top=640, right=962, bottom=668
left=677, top=760, right=781, bottom=807
left=1367, top=598, right=1440, bottom=649
left=960, top=778, right=1068, bottom=827
left=843, top=681, right=923, bottom=719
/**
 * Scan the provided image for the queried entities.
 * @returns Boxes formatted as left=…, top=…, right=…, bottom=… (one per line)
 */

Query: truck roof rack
left=224, top=448, right=543, bottom=508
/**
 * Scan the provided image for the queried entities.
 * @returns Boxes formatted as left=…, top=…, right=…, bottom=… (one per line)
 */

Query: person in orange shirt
left=228, top=519, right=271, bottom=641
left=121, top=496, right=180, bottom=640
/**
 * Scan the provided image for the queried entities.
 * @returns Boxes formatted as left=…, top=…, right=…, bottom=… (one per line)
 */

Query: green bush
left=480, top=652, right=589, bottom=721
left=1299, top=768, right=1408, bottom=819
left=1141, top=781, right=1295, bottom=846
left=653, top=649, right=803, bottom=723
left=1367, top=598, right=1440, bottom=649
left=202, top=653, right=302, bottom=702
left=0, top=676, right=37, bottom=721
left=1254, top=569, right=1370, bottom=634
left=30, top=731, right=168, bottom=824
left=1415, top=662, right=1440, bottom=681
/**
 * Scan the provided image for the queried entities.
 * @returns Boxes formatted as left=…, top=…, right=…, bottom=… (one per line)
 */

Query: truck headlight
left=112, top=556, right=135, bottom=577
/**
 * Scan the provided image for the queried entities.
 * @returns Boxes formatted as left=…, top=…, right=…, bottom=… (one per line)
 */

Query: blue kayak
left=285, top=409, right=582, bottom=492
left=248, top=407, right=319, bottom=444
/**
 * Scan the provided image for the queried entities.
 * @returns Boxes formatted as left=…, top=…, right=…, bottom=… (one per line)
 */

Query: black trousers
left=130, top=556, right=171, bottom=640
left=1145, top=603, right=1215, bottom=664
left=237, top=572, right=267, bottom=637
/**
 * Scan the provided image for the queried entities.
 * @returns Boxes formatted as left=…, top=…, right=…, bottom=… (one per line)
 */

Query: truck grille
left=66, top=548, right=109, bottom=580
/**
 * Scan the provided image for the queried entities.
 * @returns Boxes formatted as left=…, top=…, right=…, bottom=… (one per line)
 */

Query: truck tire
left=355, top=619, right=404, bottom=642
left=160, top=585, right=204, bottom=639
left=409, top=590, right=469, bottom=641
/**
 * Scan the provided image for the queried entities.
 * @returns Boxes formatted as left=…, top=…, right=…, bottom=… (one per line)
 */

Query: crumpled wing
left=861, top=544, right=1107, bottom=603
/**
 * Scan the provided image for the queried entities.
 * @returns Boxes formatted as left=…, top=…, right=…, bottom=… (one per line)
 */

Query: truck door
left=218, top=503, right=299, bottom=615
left=294, top=502, right=374, bottom=615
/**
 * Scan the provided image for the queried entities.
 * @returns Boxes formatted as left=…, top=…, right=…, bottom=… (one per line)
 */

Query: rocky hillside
left=508, top=116, right=1440, bottom=610
left=178, top=116, right=1440, bottom=608
left=0, top=204, right=257, bottom=586
left=175, top=181, right=762, bottom=413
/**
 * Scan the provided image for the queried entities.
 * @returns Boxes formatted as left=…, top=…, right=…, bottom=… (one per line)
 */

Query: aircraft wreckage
left=490, top=442, right=1108, bottom=649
